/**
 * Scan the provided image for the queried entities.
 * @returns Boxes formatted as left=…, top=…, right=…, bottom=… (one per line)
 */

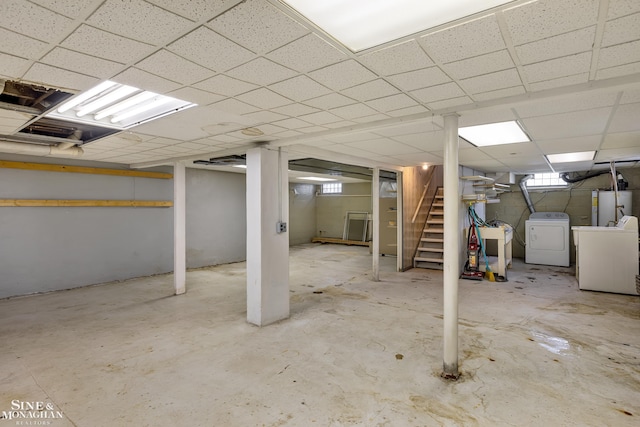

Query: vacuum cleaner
left=461, top=225, right=484, bottom=281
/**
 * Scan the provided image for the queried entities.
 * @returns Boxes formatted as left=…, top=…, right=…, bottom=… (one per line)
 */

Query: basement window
left=322, top=182, right=342, bottom=194
left=526, top=173, right=568, bottom=188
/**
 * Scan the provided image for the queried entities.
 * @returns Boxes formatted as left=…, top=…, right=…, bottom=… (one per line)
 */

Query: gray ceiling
left=1, top=0, right=639, bottom=173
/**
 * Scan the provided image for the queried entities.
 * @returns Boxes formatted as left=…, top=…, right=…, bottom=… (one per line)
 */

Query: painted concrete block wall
left=289, top=183, right=317, bottom=245
left=316, top=182, right=372, bottom=239
left=485, top=168, right=640, bottom=262
left=0, top=156, right=173, bottom=298
left=185, top=168, right=246, bottom=268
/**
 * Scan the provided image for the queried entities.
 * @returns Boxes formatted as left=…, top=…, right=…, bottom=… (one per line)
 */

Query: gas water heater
left=591, top=190, right=632, bottom=226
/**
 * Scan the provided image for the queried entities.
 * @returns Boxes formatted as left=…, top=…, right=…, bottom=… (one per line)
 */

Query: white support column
left=246, top=146, right=290, bottom=326
left=372, top=167, right=380, bottom=281
left=396, top=171, right=403, bottom=272
left=442, top=113, right=460, bottom=379
left=173, top=161, right=186, bottom=295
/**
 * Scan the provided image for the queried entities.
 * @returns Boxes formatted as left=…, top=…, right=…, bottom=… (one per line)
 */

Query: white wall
left=289, top=183, right=317, bottom=245
left=0, top=157, right=248, bottom=298
left=316, top=182, right=372, bottom=238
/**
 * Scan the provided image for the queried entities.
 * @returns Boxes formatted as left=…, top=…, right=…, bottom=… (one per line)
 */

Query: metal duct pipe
left=519, top=174, right=536, bottom=214
left=0, top=140, right=83, bottom=157
left=560, top=170, right=609, bottom=183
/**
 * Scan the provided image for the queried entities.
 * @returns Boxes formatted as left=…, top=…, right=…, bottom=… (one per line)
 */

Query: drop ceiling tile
left=347, top=139, right=420, bottom=156
left=598, top=40, right=640, bottom=69
left=596, top=62, right=640, bottom=80
left=114, top=68, right=181, bottom=93
left=268, top=33, right=346, bottom=73
left=411, top=82, right=466, bottom=103
left=620, top=87, right=640, bottom=104
left=387, top=67, right=451, bottom=92
left=535, top=135, right=601, bottom=154
left=1, top=0, right=73, bottom=42
left=274, top=129, right=303, bottom=138
left=35, top=0, right=101, bottom=18
left=595, top=147, right=640, bottom=161
left=309, top=60, right=377, bottom=91
left=61, top=25, right=154, bottom=63
left=523, top=52, right=592, bottom=83
left=522, top=107, right=612, bottom=139
left=503, top=0, right=599, bottom=46
left=459, top=108, right=516, bottom=127
left=330, top=103, right=379, bottom=120
left=445, top=50, right=516, bottom=81
left=387, top=105, right=429, bottom=117
left=375, top=121, right=439, bottom=138
left=323, top=144, right=371, bottom=157
left=492, top=156, right=550, bottom=171
left=607, top=0, right=640, bottom=20
left=0, top=53, right=30, bottom=78
left=298, top=111, right=341, bottom=126
left=136, top=50, right=214, bottom=85
left=515, top=91, right=618, bottom=118
left=473, top=86, right=526, bottom=101
left=207, top=0, right=308, bottom=54
left=326, top=132, right=380, bottom=143
left=420, top=15, right=505, bottom=64
left=428, top=96, right=474, bottom=111
left=529, top=73, right=589, bottom=91
left=367, top=94, right=418, bottom=113
left=168, top=27, right=254, bottom=72
left=608, top=102, right=640, bottom=133
left=270, top=75, right=331, bottom=102
left=342, top=80, right=399, bottom=102
left=297, top=125, right=329, bottom=134
left=514, top=27, right=596, bottom=65
left=480, top=142, right=542, bottom=159
left=324, top=120, right=356, bottom=129
left=460, top=69, right=522, bottom=94
left=242, top=110, right=288, bottom=123
left=87, top=0, right=192, bottom=45
left=0, top=28, right=47, bottom=58
left=194, top=75, right=258, bottom=97
left=209, top=98, right=261, bottom=115
left=601, top=131, right=640, bottom=149
left=168, top=87, right=224, bottom=105
left=353, top=113, right=390, bottom=123
left=254, top=123, right=286, bottom=135
left=304, top=93, right=356, bottom=110
left=40, top=47, right=123, bottom=79
left=602, top=13, right=640, bottom=47
left=147, top=0, right=239, bottom=22
left=236, top=88, right=292, bottom=109
left=227, top=57, right=296, bottom=86
left=460, top=159, right=512, bottom=172
left=359, top=40, right=434, bottom=76
left=272, top=103, right=319, bottom=116
left=393, top=152, right=444, bottom=163
left=23, top=63, right=98, bottom=91
left=272, top=117, right=312, bottom=129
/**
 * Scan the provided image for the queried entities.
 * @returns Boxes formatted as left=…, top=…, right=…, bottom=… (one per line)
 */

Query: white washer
left=572, top=216, right=639, bottom=295
left=525, top=212, right=570, bottom=267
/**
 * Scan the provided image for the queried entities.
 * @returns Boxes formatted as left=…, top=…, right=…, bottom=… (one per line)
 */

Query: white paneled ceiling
left=0, top=0, right=639, bottom=174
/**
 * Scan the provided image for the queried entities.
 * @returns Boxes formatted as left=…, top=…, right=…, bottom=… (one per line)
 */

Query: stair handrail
left=411, top=167, right=435, bottom=223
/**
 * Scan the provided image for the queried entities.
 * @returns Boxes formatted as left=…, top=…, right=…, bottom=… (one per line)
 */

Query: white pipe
left=0, top=140, right=83, bottom=157
left=442, top=113, right=460, bottom=379
left=372, top=167, right=380, bottom=282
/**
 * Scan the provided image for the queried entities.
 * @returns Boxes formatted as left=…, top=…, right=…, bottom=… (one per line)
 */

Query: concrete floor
left=1, top=243, right=639, bottom=426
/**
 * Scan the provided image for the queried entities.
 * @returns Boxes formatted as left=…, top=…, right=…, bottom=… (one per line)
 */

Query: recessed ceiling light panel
left=459, top=121, right=530, bottom=147
left=546, top=151, right=595, bottom=164
left=47, top=80, right=196, bottom=130
left=299, top=176, right=337, bottom=182
left=281, top=0, right=514, bottom=51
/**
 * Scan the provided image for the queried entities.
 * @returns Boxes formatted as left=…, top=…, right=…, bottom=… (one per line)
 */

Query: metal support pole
left=372, top=167, right=380, bottom=281
left=173, top=161, right=186, bottom=295
left=442, top=113, right=460, bottom=379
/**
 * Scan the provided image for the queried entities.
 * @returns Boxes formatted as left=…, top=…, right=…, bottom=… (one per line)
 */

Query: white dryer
left=525, top=212, right=570, bottom=267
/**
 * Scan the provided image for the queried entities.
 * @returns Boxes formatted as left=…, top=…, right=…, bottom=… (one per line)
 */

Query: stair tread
left=430, top=210, right=444, bottom=215
left=423, top=228, right=444, bottom=233
left=414, top=257, right=444, bottom=263
left=417, top=247, right=444, bottom=252
left=427, top=219, right=444, bottom=224
left=421, top=237, right=444, bottom=242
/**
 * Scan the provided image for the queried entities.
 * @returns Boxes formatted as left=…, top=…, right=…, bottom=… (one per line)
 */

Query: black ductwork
left=560, top=170, right=609, bottom=183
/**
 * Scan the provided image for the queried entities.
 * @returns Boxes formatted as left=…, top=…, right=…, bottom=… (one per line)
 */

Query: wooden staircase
left=414, top=187, right=445, bottom=270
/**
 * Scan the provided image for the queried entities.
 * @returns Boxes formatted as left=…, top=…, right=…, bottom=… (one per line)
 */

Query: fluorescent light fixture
left=281, top=0, right=514, bottom=51
left=48, top=80, right=197, bottom=130
left=299, top=176, right=336, bottom=182
left=232, top=165, right=247, bottom=169
left=546, top=151, right=595, bottom=164
left=459, top=121, right=530, bottom=147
